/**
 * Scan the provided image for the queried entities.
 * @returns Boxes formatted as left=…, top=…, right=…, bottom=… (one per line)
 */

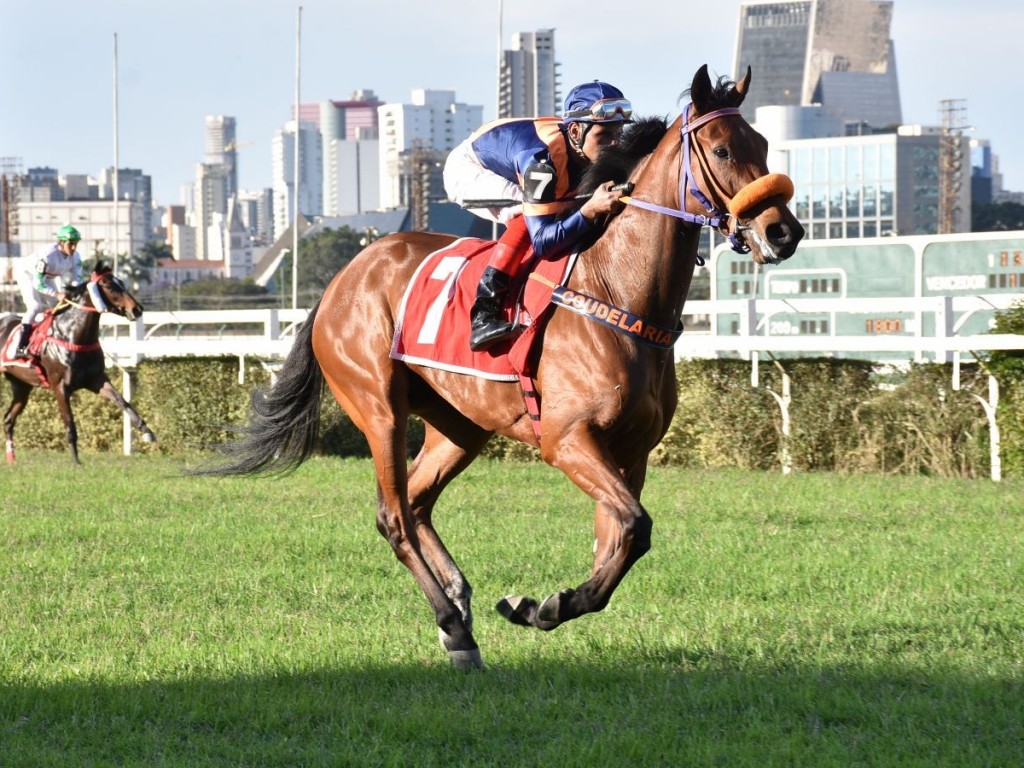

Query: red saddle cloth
left=0, top=315, right=53, bottom=365
left=390, top=238, right=577, bottom=381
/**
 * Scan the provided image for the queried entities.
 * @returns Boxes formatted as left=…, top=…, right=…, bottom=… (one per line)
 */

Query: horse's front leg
left=3, top=377, right=34, bottom=464
left=497, top=429, right=652, bottom=631
left=53, top=383, right=80, bottom=464
left=95, top=379, right=157, bottom=444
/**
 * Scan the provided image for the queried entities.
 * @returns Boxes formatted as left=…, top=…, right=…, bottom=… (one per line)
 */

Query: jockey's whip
left=461, top=183, right=633, bottom=210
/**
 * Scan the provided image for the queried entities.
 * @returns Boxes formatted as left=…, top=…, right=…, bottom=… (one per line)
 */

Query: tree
left=988, top=300, right=1024, bottom=368
left=687, top=267, right=711, bottom=300
left=298, top=226, right=370, bottom=296
left=125, top=241, right=172, bottom=288
left=971, top=201, right=1024, bottom=232
left=178, top=278, right=271, bottom=310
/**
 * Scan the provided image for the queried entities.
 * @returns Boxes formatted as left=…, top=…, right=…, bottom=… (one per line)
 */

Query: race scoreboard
left=711, top=231, right=1024, bottom=356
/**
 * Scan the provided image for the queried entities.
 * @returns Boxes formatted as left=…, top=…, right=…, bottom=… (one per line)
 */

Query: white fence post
left=121, top=368, right=133, bottom=456
left=766, top=360, right=792, bottom=475
left=967, top=375, right=1002, bottom=482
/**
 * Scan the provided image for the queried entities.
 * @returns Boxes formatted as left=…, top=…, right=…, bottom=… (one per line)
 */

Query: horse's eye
left=713, top=147, right=730, bottom=160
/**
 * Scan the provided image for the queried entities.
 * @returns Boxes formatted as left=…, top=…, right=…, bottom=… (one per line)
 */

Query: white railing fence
left=97, top=298, right=1024, bottom=480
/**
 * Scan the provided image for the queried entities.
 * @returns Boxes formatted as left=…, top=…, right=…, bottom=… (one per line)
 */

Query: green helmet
left=57, top=224, right=81, bottom=242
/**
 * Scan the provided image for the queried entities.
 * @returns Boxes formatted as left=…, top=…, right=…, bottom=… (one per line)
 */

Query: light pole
left=493, top=0, right=503, bottom=240
left=292, top=5, right=302, bottom=310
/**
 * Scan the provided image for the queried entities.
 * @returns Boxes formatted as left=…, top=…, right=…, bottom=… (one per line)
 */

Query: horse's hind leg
left=407, top=416, right=492, bottom=652
left=3, top=377, right=33, bottom=464
left=94, top=377, right=157, bottom=444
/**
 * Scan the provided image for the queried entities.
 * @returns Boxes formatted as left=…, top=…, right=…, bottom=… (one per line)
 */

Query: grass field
left=1, top=452, right=1022, bottom=767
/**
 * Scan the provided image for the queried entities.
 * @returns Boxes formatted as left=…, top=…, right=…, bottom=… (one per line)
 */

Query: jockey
left=443, top=80, right=632, bottom=351
left=13, top=224, right=84, bottom=357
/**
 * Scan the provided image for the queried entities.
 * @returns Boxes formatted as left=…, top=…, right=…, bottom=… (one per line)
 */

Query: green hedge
left=1, top=355, right=1019, bottom=478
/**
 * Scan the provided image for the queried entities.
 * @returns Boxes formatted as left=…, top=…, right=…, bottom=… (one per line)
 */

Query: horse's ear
left=94, top=260, right=106, bottom=274
left=727, top=66, right=753, bottom=107
left=690, top=64, right=713, bottom=112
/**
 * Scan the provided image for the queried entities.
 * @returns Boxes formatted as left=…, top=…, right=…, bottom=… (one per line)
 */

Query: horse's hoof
left=496, top=594, right=536, bottom=627
left=142, top=432, right=157, bottom=444
left=535, top=588, right=575, bottom=631
left=447, top=648, right=484, bottom=671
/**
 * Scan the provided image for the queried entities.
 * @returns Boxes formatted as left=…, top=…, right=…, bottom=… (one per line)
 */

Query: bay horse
left=0, top=262, right=157, bottom=464
left=202, top=65, right=804, bottom=668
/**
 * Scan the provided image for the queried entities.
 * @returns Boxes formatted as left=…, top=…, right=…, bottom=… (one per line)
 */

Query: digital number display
left=865, top=318, right=904, bottom=334
left=998, top=250, right=1023, bottom=268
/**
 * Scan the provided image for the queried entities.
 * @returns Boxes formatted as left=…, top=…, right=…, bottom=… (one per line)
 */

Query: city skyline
left=3, top=0, right=1022, bottom=207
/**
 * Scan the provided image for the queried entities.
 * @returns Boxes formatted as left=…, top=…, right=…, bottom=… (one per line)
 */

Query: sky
left=3, top=0, right=1022, bottom=207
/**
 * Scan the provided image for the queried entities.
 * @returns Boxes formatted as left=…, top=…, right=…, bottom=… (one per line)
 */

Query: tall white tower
left=205, top=116, right=238, bottom=199
left=271, top=120, right=323, bottom=241
left=499, top=29, right=560, bottom=118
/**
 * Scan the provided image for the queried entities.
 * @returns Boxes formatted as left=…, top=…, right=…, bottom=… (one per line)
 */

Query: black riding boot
left=14, top=323, right=32, bottom=358
left=469, top=267, right=515, bottom=351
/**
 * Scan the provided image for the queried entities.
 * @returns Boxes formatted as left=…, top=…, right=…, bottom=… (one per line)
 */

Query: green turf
left=1, top=453, right=1021, bottom=766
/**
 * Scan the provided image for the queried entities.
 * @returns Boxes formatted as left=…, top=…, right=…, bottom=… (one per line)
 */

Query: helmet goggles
left=565, top=97, right=633, bottom=123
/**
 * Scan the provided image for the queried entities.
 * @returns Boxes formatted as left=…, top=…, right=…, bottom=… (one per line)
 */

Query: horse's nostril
left=766, top=221, right=805, bottom=246
left=766, top=222, right=789, bottom=245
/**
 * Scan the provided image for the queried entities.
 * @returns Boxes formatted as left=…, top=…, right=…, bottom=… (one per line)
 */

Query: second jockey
left=14, top=224, right=84, bottom=357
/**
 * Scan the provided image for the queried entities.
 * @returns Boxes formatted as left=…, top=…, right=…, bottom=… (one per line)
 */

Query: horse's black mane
left=578, top=116, right=668, bottom=195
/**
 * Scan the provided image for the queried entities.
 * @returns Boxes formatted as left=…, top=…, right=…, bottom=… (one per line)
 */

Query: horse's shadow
left=4, top=658, right=1019, bottom=765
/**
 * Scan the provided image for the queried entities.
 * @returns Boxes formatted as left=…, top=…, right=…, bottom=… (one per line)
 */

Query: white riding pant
left=443, top=138, right=523, bottom=224
left=16, top=275, right=55, bottom=325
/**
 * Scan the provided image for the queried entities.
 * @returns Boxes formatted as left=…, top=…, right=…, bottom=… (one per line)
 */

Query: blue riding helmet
left=563, top=81, right=632, bottom=123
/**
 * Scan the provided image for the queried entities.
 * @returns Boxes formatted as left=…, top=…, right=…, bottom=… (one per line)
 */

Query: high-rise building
left=271, top=120, right=323, bottom=240
left=15, top=198, right=149, bottom=262
left=761, top=112, right=969, bottom=238
left=326, top=139, right=380, bottom=217
left=735, top=0, right=901, bottom=130
left=99, top=167, right=153, bottom=238
left=205, top=116, right=238, bottom=199
left=377, top=90, right=482, bottom=212
left=499, top=29, right=560, bottom=118
left=319, top=90, right=382, bottom=142
left=321, top=90, right=383, bottom=216
left=193, top=162, right=230, bottom=261
left=236, top=188, right=274, bottom=246
left=10, top=167, right=153, bottom=262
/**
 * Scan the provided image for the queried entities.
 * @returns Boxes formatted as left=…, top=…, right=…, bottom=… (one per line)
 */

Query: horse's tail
left=194, top=298, right=325, bottom=477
